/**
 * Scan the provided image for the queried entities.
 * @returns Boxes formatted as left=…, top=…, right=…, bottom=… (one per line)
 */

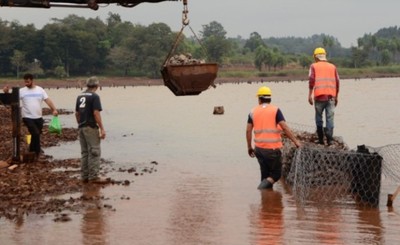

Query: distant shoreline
left=0, top=73, right=398, bottom=89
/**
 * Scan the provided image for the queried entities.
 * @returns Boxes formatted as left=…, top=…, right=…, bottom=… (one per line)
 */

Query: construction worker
left=246, top=86, right=301, bottom=189
left=308, top=47, right=340, bottom=145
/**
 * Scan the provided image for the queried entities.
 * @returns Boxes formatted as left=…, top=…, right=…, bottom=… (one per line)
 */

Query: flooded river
left=1, top=78, right=400, bottom=244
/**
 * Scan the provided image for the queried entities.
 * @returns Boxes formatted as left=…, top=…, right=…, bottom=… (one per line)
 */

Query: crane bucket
left=161, top=63, right=218, bottom=96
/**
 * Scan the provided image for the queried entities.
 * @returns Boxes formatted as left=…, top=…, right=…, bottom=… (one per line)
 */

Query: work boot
left=316, top=126, right=324, bottom=145
left=257, top=179, right=273, bottom=190
left=324, top=127, right=334, bottom=146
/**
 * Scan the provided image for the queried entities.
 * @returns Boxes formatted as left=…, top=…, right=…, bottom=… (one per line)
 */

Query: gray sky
left=1, top=0, right=400, bottom=48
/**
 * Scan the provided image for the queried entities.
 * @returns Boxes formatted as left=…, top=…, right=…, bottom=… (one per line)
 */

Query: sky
left=1, top=0, right=400, bottom=48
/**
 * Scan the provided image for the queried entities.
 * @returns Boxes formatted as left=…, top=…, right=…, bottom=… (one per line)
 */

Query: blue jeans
left=79, top=126, right=101, bottom=181
left=314, top=99, right=335, bottom=129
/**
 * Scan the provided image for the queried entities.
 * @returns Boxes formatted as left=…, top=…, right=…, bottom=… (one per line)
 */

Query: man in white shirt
left=19, top=73, right=58, bottom=159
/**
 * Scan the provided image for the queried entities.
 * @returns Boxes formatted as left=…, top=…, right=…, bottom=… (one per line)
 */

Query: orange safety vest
left=312, top=61, right=337, bottom=97
left=251, top=104, right=283, bottom=149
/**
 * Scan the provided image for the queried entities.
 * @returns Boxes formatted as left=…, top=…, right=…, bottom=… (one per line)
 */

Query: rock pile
left=167, top=53, right=205, bottom=65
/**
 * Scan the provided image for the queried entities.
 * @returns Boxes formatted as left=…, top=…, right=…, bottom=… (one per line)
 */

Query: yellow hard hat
left=256, top=86, right=272, bottom=97
left=313, top=47, right=326, bottom=56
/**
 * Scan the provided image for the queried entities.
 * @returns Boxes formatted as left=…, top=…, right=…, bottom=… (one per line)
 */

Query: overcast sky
left=1, top=0, right=400, bottom=48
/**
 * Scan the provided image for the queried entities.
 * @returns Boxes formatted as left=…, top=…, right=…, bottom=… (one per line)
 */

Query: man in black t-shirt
left=75, top=76, right=106, bottom=183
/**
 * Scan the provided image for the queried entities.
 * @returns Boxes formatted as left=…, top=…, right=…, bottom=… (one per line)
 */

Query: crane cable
left=162, top=0, right=208, bottom=67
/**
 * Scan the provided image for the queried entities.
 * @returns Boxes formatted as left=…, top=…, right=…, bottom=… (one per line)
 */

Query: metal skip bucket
left=161, top=63, right=218, bottom=96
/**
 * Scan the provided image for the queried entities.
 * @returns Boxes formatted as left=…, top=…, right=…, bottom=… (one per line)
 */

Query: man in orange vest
left=246, top=86, right=301, bottom=189
left=308, top=47, right=340, bottom=145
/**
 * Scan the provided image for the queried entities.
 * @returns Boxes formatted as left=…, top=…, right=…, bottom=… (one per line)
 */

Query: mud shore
left=0, top=106, right=157, bottom=221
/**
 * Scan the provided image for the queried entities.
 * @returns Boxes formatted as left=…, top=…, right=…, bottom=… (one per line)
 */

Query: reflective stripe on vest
left=313, top=62, right=337, bottom=97
left=251, top=104, right=283, bottom=149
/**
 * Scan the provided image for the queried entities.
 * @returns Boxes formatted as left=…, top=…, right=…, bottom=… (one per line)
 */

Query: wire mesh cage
left=281, top=123, right=399, bottom=208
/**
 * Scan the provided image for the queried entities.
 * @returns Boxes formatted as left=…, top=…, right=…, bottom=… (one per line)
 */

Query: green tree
left=10, top=50, right=26, bottom=78
left=299, top=54, right=313, bottom=69
left=200, top=21, right=231, bottom=63
left=27, top=58, right=44, bottom=77
left=39, top=15, right=108, bottom=76
left=54, top=65, right=67, bottom=78
left=126, top=23, right=175, bottom=77
left=9, top=21, right=39, bottom=65
left=201, top=21, right=226, bottom=39
left=273, top=53, right=286, bottom=71
left=0, top=20, right=14, bottom=75
left=84, top=17, right=109, bottom=70
left=351, top=47, right=369, bottom=68
left=244, top=32, right=265, bottom=52
left=323, top=36, right=334, bottom=48
left=380, top=49, right=391, bottom=65
left=264, top=50, right=275, bottom=71
left=107, top=46, right=135, bottom=76
left=106, top=13, right=135, bottom=48
left=254, top=46, right=271, bottom=71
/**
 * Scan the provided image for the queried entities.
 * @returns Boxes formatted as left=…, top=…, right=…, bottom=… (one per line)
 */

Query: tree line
left=1, top=13, right=400, bottom=79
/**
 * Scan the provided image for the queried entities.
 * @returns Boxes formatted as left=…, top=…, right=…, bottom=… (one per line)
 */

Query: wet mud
left=0, top=106, right=157, bottom=221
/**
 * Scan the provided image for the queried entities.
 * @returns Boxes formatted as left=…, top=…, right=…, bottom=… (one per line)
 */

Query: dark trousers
left=255, top=147, right=282, bottom=182
left=23, top=117, right=44, bottom=155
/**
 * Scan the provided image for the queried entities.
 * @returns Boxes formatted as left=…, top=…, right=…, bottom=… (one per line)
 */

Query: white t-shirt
left=19, top=86, right=49, bottom=119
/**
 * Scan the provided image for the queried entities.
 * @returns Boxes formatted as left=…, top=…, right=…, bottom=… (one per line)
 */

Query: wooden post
left=387, top=186, right=400, bottom=207
left=0, top=87, right=21, bottom=162
left=11, top=87, right=21, bottom=162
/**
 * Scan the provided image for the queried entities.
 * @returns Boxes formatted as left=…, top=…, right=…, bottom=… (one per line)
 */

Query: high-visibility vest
left=312, top=61, right=337, bottom=97
left=251, top=104, right=283, bottom=149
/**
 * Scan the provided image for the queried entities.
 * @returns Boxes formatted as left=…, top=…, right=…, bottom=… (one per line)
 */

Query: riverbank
left=0, top=106, right=158, bottom=221
left=1, top=71, right=399, bottom=90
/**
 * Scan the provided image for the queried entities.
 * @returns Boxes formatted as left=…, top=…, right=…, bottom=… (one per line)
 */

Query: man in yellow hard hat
left=246, top=86, right=301, bottom=189
left=308, top=47, right=340, bottom=145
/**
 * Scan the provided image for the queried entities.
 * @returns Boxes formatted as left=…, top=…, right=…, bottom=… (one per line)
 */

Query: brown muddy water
left=1, top=78, right=400, bottom=245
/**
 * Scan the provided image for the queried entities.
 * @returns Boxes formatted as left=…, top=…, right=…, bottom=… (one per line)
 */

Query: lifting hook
left=182, top=0, right=189, bottom=26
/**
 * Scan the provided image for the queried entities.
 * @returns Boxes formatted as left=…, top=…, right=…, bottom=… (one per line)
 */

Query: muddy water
left=1, top=78, right=400, bottom=245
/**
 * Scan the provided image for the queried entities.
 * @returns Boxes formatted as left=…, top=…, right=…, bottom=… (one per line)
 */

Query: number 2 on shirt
left=79, top=97, right=86, bottom=108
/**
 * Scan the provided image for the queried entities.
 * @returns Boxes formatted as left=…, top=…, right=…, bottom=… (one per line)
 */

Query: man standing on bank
left=308, top=47, right=340, bottom=145
left=246, top=86, right=301, bottom=189
left=19, top=73, right=58, bottom=159
left=75, top=76, right=106, bottom=183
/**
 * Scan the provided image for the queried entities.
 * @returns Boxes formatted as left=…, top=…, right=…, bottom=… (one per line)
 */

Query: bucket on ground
left=26, top=134, right=31, bottom=145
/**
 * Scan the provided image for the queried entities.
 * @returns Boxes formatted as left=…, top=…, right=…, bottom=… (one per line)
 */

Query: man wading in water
left=246, top=86, right=301, bottom=189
